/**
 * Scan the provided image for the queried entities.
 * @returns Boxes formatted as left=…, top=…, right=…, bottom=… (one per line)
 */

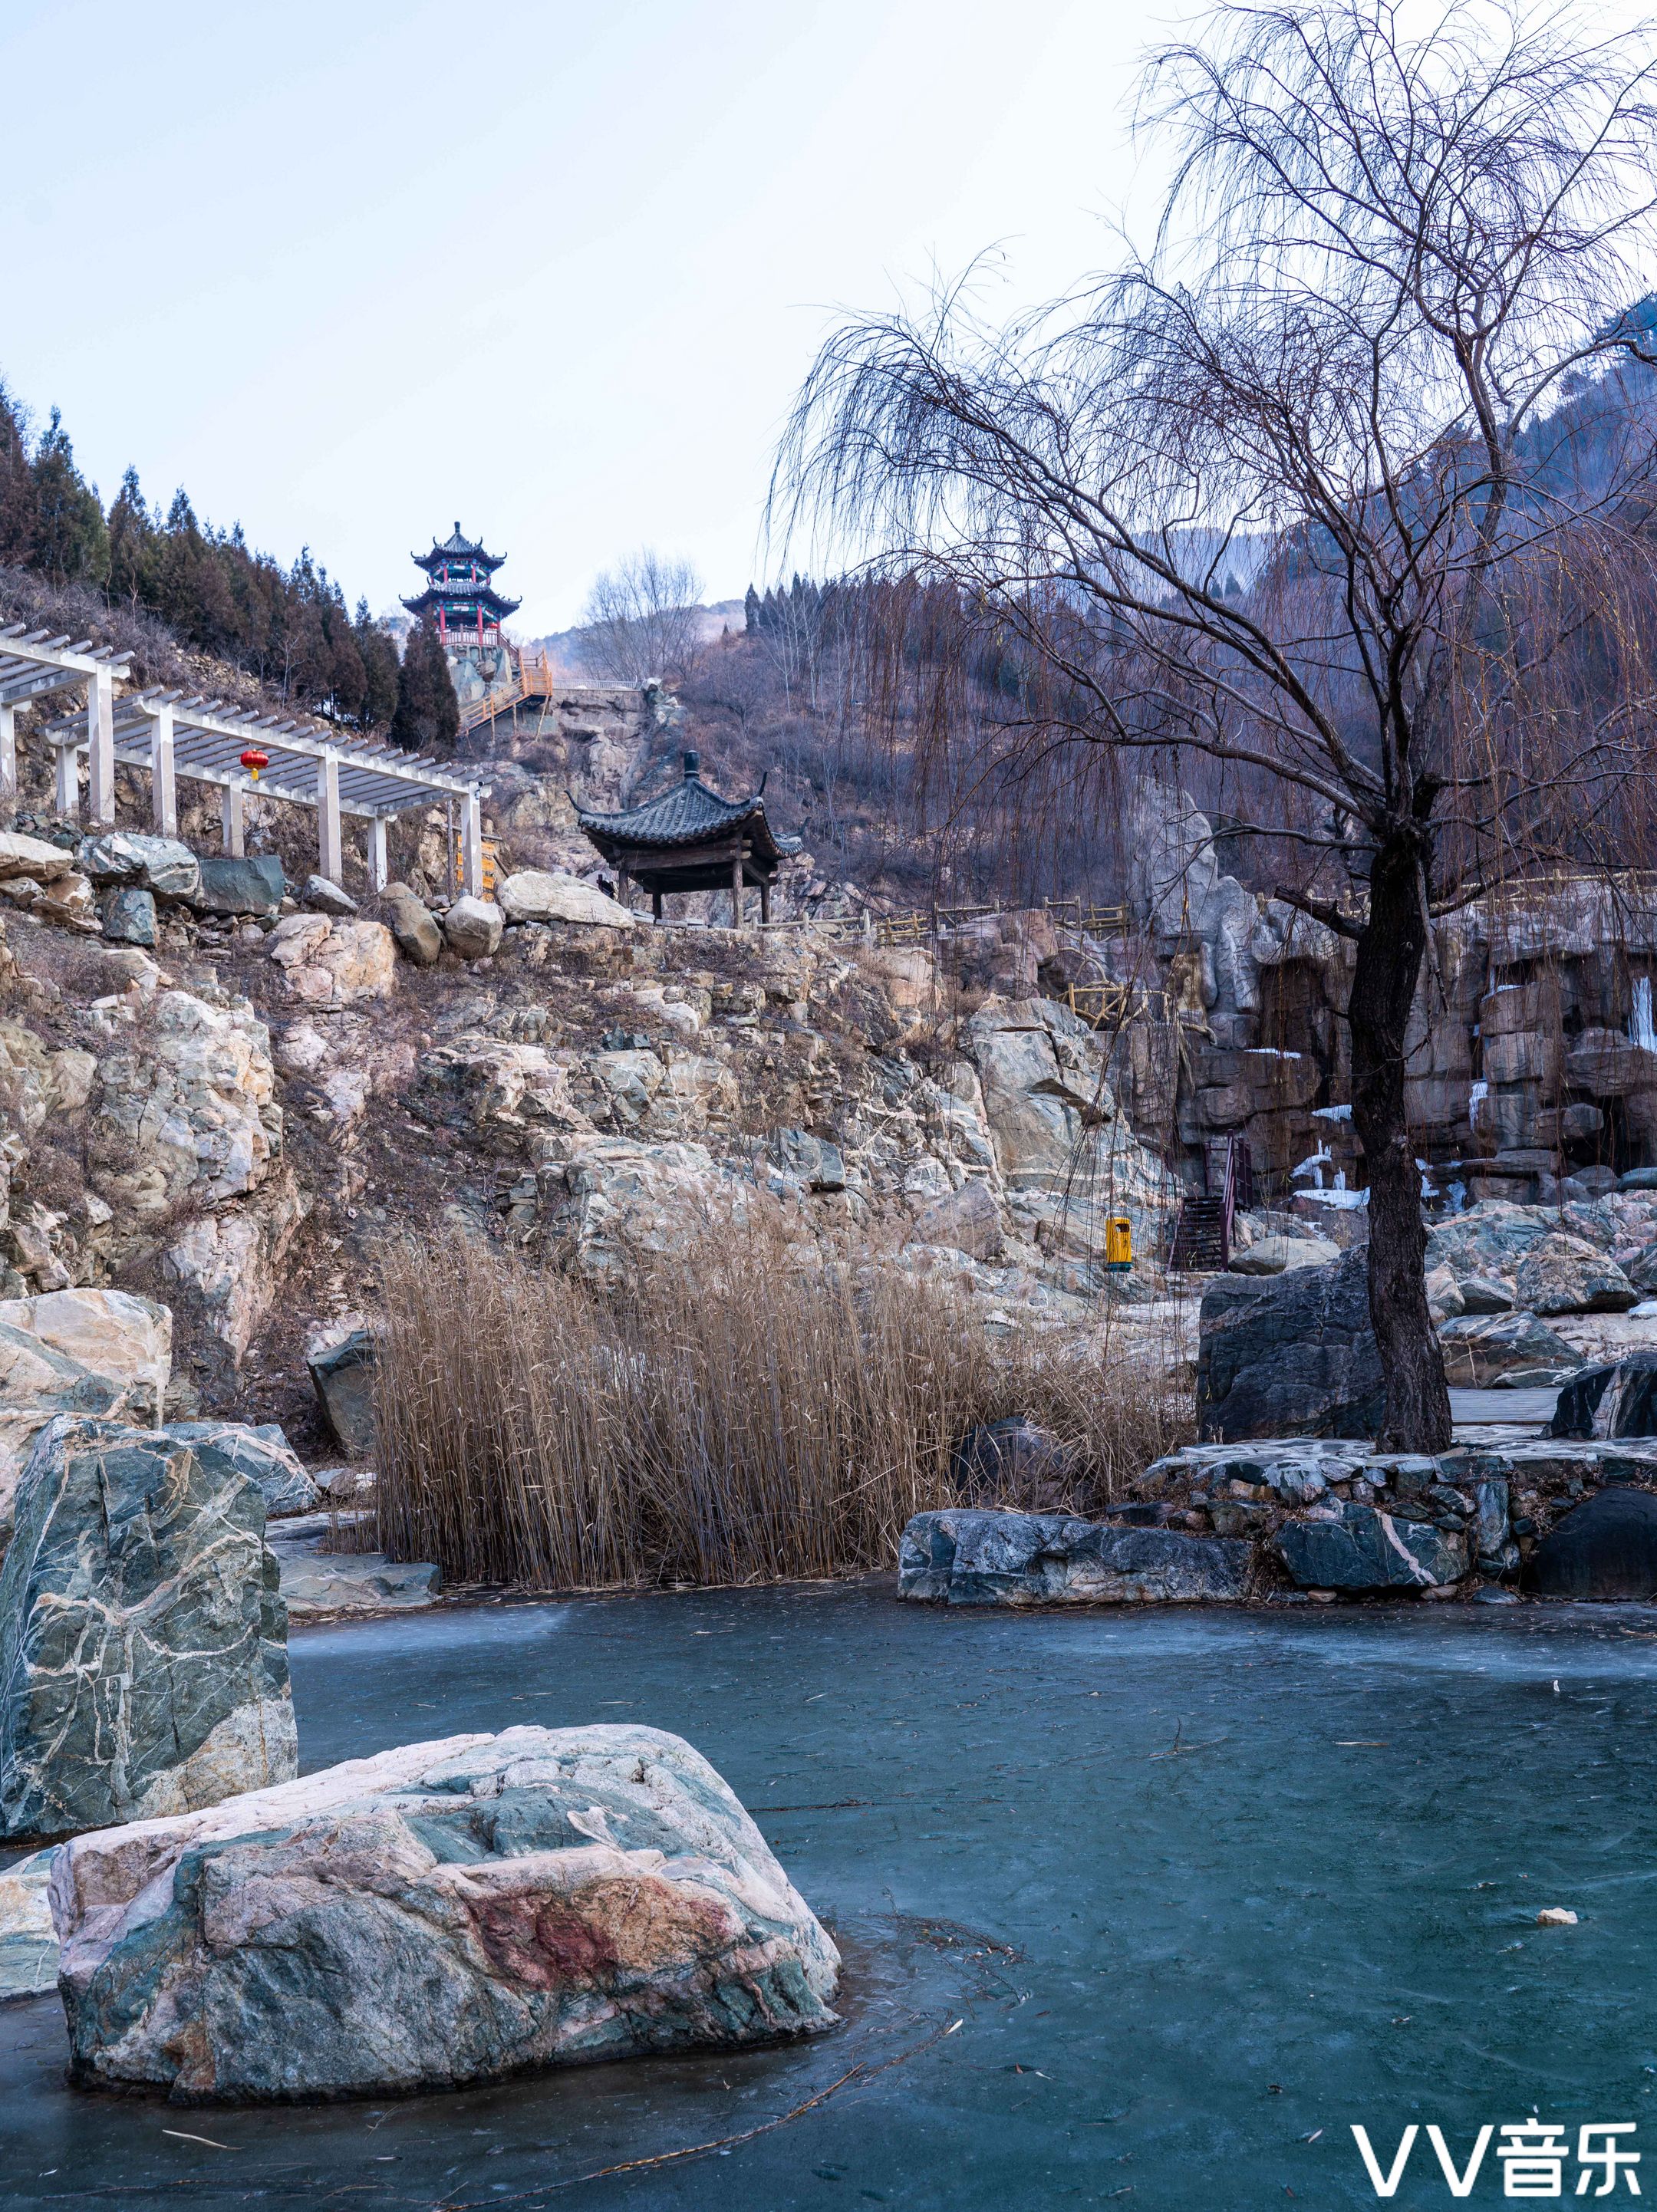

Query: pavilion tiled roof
left=575, top=757, right=802, bottom=860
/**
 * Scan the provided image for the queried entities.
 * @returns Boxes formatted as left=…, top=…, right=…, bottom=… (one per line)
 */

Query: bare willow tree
left=580, top=548, right=705, bottom=684
left=777, top=0, right=1657, bottom=1451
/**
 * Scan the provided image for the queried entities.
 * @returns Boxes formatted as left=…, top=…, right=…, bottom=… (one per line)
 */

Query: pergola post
left=367, top=817, right=389, bottom=893
left=222, top=784, right=245, bottom=856
left=87, top=666, right=116, bottom=827
left=730, top=848, right=744, bottom=930
left=150, top=705, right=177, bottom=837
left=54, top=739, right=77, bottom=819
left=317, top=753, right=343, bottom=886
left=0, top=704, right=15, bottom=803
left=461, top=790, right=483, bottom=898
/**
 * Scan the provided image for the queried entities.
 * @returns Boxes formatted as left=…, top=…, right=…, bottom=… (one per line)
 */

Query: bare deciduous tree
left=580, top=548, right=704, bottom=684
left=777, top=0, right=1657, bottom=1450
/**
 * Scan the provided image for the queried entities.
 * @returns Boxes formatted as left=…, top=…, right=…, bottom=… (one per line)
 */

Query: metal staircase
left=1169, top=1135, right=1254, bottom=1272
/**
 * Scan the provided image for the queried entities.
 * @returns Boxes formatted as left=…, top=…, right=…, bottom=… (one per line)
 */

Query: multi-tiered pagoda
left=401, top=525, right=521, bottom=648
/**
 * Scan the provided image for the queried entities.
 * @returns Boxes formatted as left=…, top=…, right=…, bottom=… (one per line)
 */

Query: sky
left=0, top=0, right=1174, bottom=637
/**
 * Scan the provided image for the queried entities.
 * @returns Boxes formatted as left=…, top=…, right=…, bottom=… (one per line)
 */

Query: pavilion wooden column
left=367, top=817, right=389, bottom=892
left=0, top=705, right=15, bottom=802
left=759, top=877, right=770, bottom=926
left=617, top=865, right=630, bottom=910
left=222, top=785, right=245, bottom=855
left=651, top=889, right=663, bottom=922
left=317, top=753, right=343, bottom=885
left=87, top=667, right=115, bottom=827
left=461, top=790, right=483, bottom=898
left=730, top=848, right=744, bottom=930
left=150, top=705, right=177, bottom=837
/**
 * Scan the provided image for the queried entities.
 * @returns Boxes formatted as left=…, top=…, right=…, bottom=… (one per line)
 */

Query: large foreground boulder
left=51, top=1724, right=841, bottom=2102
left=1197, top=1249, right=1385, bottom=1441
left=899, top=1508, right=1251, bottom=1604
left=1277, top=1503, right=1468, bottom=1591
left=0, top=1417, right=296, bottom=1839
left=1548, top=1351, right=1657, bottom=1440
left=1525, top=1486, right=1657, bottom=1599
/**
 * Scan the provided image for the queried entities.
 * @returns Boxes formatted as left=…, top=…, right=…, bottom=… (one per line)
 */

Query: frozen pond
left=5, top=1584, right=1657, bottom=2207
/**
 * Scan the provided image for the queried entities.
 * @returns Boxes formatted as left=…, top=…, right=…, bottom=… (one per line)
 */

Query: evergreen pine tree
left=106, top=466, right=157, bottom=611
left=0, top=383, right=38, bottom=568
left=31, top=408, right=107, bottom=588
left=354, top=599, right=401, bottom=729
left=391, top=624, right=460, bottom=754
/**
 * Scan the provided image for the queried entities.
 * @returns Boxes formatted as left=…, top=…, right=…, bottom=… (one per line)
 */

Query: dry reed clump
left=372, top=1229, right=1188, bottom=1592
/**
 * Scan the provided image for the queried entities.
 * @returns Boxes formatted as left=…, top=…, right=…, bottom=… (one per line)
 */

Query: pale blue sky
left=0, top=0, right=1164, bottom=635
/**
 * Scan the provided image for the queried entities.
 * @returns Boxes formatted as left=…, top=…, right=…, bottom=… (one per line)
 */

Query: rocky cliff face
left=0, top=838, right=1176, bottom=1445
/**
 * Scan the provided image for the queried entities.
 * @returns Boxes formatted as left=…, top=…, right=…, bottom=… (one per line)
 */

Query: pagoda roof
left=575, top=753, right=802, bottom=864
left=401, top=578, right=522, bottom=618
left=410, top=522, right=509, bottom=574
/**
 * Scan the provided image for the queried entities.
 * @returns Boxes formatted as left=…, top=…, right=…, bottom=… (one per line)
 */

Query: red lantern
left=240, top=748, right=268, bottom=782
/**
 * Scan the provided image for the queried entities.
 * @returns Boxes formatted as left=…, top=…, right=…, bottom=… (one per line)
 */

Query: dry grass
left=373, top=1229, right=1188, bottom=1592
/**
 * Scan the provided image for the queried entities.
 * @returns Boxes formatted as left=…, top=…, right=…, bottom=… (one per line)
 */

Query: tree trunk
left=1347, top=825, right=1453, bottom=1453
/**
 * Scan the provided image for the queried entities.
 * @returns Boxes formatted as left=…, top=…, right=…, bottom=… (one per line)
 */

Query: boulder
left=496, top=869, right=635, bottom=929
left=0, top=831, right=75, bottom=884
left=302, top=874, right=357, bottom=915
left=1227, top=1234, right=1341, bottom=1276
left=0, top=1848, right=57, bottom=2000
left=77, top=831, right=201, bottom=901
left=443, top=895, right=505, bottom=960
left=193, top=854, right=284, bottom=918
left=1547, top=1351, right=1657, bottom=1440
left=898, top=1507, right=1251, bottom=1604
left=950, top=1419, right=1080, bottom=1506
left=1438, top=1310, right=1581, bottom=1387
left=0, top=1287, right=172, bottom=1544
left=1277, top=1503, right=1468, bottom=1590
left=1197, top=1249, right=1385, bottom=1441
left=91, top=988, right=280, bottom=1225
left=911, top=1180, right=1004, bottom=1259
left=1425, top=1201, right=1558, bottom=1282
left=767, top=1126, right=846, bottom=1196
left=165, top=1420, right=320, bottom=1516
left=99, top=885, right=156, bottom=946
left=1527, top=1486, right=1657, bottom=1598
left=269, top=1518, right=440, bottom=1618
left=308, top=1327, right=376, bottom=1457
left=381, top=883, right=442, bottom=966
left=1512, top=1233, right=1638, bottom=1315
left=0, top=1416, right=296, bottom=1839
left=52, top=1724, right=840, bottom=2101
left=268, top=915, right=397, bottom=1007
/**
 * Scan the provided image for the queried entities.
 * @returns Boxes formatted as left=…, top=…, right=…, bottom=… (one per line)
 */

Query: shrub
left=373, top=1228, right=1188, bottom=1591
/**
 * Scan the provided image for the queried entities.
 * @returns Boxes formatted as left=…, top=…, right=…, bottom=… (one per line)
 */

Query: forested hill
left=0, top=380, right=399, bottom=731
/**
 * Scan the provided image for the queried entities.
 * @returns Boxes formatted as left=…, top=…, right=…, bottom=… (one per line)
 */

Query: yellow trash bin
left=1105, top=1215, right=1133, bottom=1272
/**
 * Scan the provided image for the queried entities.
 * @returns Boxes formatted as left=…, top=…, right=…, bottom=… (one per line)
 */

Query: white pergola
left=0, top=627, right=131, bottom=821
left=0, top=620, right=487, bottom=896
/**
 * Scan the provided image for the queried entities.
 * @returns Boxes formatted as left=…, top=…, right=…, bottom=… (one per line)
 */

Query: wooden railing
left=456, top=647, right=562, bottom=733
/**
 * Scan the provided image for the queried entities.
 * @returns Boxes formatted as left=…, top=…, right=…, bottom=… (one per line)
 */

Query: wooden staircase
left=456, top=648, right=560, bottom=736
